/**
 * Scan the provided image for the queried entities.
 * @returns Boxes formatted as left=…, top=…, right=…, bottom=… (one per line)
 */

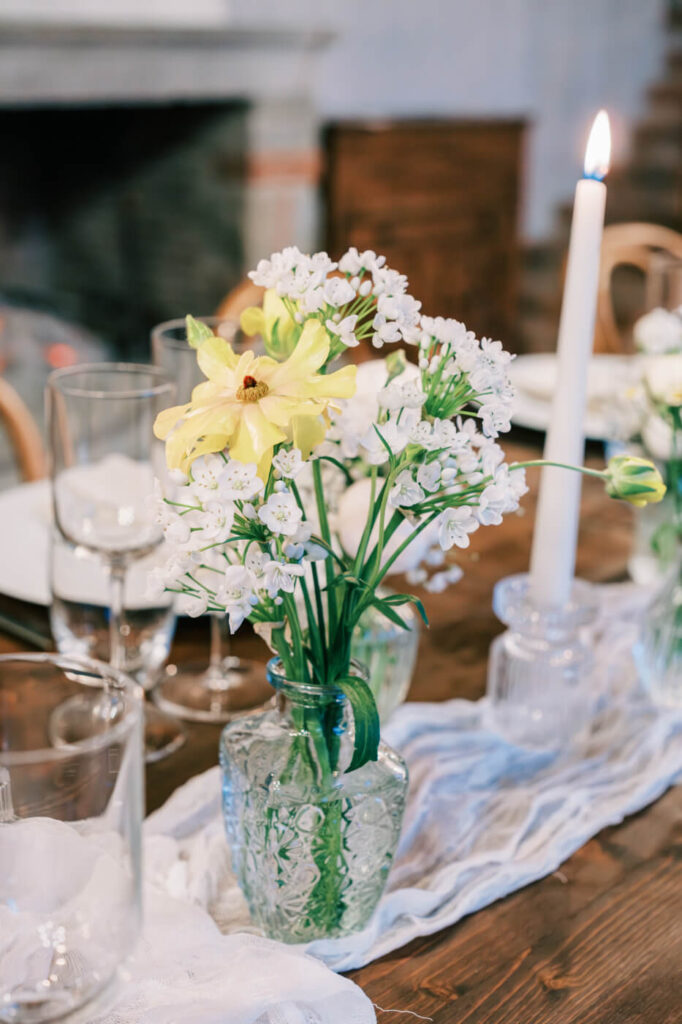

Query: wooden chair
left=0, top=378, right=46, bottom=482
left=215, top=279, right=265, bottom=322
left=595, top=222, right=682, bottom=353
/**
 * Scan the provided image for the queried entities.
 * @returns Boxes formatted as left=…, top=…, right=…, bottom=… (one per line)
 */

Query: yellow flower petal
left=303, top=363, right=357, bottom=401
left=267, top=320, right=329, bottom=392
left=154, top=403, right=191, bottom=440
left=291, top=413, right=326, bottom=458
left=240, top=306, right=266, bottom=337
left=229, top=404, right=286, bottom=465
left=196, top=336, right=240, bottom=382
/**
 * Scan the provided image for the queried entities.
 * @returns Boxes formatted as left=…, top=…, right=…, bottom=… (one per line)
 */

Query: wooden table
left=3, top=439, right=681, bottom=1022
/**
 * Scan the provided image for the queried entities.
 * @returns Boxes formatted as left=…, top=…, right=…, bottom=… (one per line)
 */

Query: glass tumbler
left=0, top=653, right=143, bottom=1023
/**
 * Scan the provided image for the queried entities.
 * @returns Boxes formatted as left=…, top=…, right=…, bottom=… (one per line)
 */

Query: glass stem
left=108, top=557, right=127, bottom=672
left=207, top=612, right=236, bottom=686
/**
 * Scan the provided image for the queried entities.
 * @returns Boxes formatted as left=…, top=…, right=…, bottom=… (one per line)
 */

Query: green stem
left=510, top=458, right=607, bottom=480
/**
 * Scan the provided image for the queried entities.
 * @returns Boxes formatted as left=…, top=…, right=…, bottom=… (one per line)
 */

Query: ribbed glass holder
left=486, top=573, right=598, bottom=749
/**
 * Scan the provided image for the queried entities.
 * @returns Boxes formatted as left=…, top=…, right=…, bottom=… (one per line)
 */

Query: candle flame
left=583, top=110, right=611, bottom=180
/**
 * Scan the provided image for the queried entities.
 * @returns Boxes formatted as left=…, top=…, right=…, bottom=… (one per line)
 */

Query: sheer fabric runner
left=86, top=584, right=682, bottom=1019
left=144, top=585, right=682, bottom=976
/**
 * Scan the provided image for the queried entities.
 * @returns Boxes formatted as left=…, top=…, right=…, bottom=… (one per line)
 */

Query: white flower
left=164, top=517, right=192, bottom=546
left=221, top=461, right=265, bottom=501
left=424, top=565, right=464, bottom=593
left=378, top=379, right=426, bottom=411
left=438, top=506, right=479, bottom=550
left=215, top=565, right=258, bottom=632
left=406, top=567, right=428, bottom=585
left=245, top=547, right=270, bottom=578
left=642, top=413, right=674, bottom=460
left=188, top=454, right=230, bottom=504
left=326, top=314, right=359, bottom=348
left=634, top=307, right=682, bottom=355
left=372, top=267, right=408, bottom=297
left=272, top=447, right=305, bottom=479
left=409, top=422, right=434, bottom=448
left=644, top=354, right=682, bottom=409
left=479, top=399, right=513, bottom=438
left=389, top=470, right=425, bottom=508
left=258, top=491, right=303, bottom=536
left=371, top=313, right=401, bottom=348
left=303, top=542, right=328, bottom=562
left=360, top=421, right=410, bottom=465
left=176, top=591, right=210, bottom=618
left=147, top=566, right=169, bottom=601
left=323, top=276, right=356, bottom=307
left=476, top=466, right=527, bottom=525
left=417, top=462, right=441, bottom=493
left=339, top=247, right=385, bottom=275
left=262, top=560, right=305, bottom=599
left=194, top=500, right=234, bottom=543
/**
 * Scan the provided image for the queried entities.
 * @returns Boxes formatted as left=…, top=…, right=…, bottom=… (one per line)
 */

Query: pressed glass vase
left=628, top=489, right=677, bottom=586
left=635, top=555, right=682, bottom=707
left=351, top=595, right=419, bottom=722
left=219, top=659, right=408, bottom=944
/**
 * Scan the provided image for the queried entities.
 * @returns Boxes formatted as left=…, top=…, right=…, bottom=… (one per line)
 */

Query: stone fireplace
left=0, top=15, right=332, bottom=355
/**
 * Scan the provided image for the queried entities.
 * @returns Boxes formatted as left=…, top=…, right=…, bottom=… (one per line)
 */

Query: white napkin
left=143, top=584, right=682, bottom=974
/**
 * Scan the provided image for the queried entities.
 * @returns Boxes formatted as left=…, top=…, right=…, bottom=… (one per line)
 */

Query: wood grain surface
left=2, top=437, right=680, bottom=1022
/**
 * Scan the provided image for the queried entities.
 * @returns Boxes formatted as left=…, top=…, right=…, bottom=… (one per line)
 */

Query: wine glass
left=46, top=362, right=185, bottom=761
left=150, top=316, right=270, bottom=722
left=645, top=252, right=682, bottom=314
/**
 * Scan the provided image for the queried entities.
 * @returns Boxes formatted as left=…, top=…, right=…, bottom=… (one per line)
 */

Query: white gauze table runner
left=142, top=584, right=682, bottom=979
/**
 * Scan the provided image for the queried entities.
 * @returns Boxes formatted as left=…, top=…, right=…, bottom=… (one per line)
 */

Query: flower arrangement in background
left=619, top=306, right=682, bottom=565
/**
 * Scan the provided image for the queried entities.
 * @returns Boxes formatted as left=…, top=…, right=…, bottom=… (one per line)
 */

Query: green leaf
left=370, top=601, right=413, bottom=630
left=186, top=314, right=216, bottom=349
left=336, top=675, right=380, bottom=772
left=381, top=592, right=429, bottom=627
left=372, top=424, right=396, bottom=467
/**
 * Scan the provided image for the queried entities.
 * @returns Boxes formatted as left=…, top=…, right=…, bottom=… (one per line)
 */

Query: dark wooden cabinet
left=324, top=119, right=525, bottom=349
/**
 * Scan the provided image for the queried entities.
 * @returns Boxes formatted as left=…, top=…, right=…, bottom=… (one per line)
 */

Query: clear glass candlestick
left=486, top=573, right=598, bottom=749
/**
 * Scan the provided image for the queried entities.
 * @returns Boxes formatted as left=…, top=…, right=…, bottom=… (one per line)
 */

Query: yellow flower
left=604, top=455, right=666, bottom=507
left=154, top=318, right=356, bottom=476
left=240, top=289, right=298, bottom=359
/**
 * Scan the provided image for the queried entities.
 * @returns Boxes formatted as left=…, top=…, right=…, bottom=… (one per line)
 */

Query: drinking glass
left=46, top=363, right=184, bottom=761
left=49, top=526, right=176, bottom=689
left=0, top=652, right=143, bottom=1023
left=644, top=252, right=682, bottom=313
left=150, top=317, right=270, bottom=722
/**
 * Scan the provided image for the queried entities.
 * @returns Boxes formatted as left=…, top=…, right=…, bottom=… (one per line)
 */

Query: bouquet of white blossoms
left=152, top=247, right=664, bottom=767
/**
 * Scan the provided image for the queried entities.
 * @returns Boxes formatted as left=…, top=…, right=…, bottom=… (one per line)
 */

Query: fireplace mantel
left=0, top=20, right=333, bottom=105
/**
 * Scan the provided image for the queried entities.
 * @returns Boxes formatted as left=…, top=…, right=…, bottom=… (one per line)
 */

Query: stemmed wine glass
left=46, top=363, right=185, bottom=761
left=150, top=316, right=270, bottom=722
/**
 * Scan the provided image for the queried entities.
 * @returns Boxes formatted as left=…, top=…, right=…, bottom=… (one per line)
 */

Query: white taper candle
left=529, top=111, right=611, bottom=607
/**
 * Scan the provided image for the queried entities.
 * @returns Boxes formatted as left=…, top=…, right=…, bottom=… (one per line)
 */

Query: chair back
left=215, top=280, right=265, bottom=322
left=0, top=377, right=46, bottom=482
left=595, top=222, right=682, bottom=353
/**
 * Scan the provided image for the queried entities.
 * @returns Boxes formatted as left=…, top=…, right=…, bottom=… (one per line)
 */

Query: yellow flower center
left=236, top=375, right=269, bottom=402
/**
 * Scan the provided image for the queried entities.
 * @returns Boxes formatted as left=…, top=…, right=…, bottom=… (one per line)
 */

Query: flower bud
left=604, top=455, right=666, bottom=507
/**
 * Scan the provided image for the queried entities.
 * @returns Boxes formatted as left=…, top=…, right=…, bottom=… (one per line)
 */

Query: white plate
left=509, top=353, right=640, bottom=440
left=0, top=480, right=177, bottom=610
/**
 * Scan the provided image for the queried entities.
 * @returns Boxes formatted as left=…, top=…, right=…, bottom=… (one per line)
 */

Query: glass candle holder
left=486, top=573, right=598, bottom=749
left=0, top=653, right=143, bottom=1023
